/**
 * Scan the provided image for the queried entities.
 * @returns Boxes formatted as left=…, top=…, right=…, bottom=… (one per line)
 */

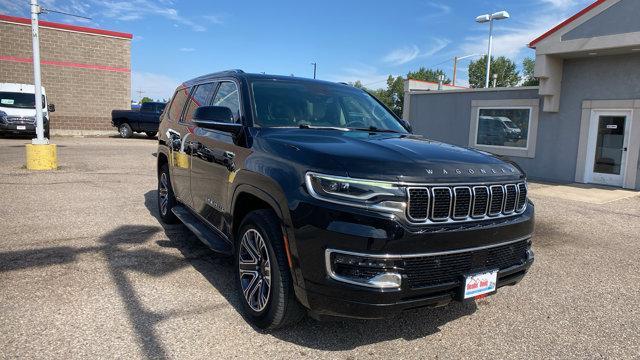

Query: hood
left=257, top=128, right=523, bottom=183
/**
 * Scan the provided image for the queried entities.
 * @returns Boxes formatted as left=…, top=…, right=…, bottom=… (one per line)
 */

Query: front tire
left=119, top=123, right=133, bottom=138
left=157, top=163, right=178, bottom=224
left=145, top=131, right=157, bottom=138
left=236, top=210, right=304, bottom=329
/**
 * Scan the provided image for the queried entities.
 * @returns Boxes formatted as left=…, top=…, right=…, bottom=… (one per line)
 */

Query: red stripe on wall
left=0, top=55, right=130, bottom=73
left=0, top=14, right=133, bottom=39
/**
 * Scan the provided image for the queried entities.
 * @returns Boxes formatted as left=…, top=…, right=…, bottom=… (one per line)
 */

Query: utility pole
left=30, top=0, right=46, bottom=145
left=311, top=62, right=317, bottom=79
left=452, top=54, right=483, bottom=86
left=452, top=57, right=458, bottom=87
left=136, top=88, right=145, bottom=102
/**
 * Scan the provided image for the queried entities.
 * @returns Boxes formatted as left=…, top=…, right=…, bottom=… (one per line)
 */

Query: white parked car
left=0, top=83, right=55, bottom=138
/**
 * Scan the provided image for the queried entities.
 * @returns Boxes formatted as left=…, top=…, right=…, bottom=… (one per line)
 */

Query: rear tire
left=158, top=163, right=178, bottom=224
left=145, top=131, right=157, bottom=138
left=119, top=123, right=132, bottom=138
left=236, top=209, right=305, bottom=329
left=44, top=124, right=50, bottom=139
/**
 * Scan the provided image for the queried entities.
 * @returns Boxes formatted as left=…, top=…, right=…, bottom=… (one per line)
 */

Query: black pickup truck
left=156, top=70, right=534, bottom=329
left=111, top=102, right=166, bottom=138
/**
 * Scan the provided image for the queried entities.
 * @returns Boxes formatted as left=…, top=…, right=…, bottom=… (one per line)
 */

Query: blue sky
left=1, top=0, right=593, bottom=101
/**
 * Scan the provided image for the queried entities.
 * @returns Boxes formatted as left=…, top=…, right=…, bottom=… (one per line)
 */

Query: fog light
left=326, top=251, right=403, bottom=289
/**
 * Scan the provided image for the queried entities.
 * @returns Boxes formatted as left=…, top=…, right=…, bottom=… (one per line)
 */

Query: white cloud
left=424, top=2, right=451, bottom=17
left=459, top=14, right=568, bottom=60
left=382, top=38, right=450, bottom=66
left=131, top=71, right=179, bottom=102
left=383, top=45, right=420, bottom=66
left=325, top=64, right=393, bottom=90
left=203, top=14, right=227, bottom=25
left=179, top=47, right=195, bottom=52
left=420, top=38, right=451, bottom=58
left=540, top=0, right=581, bottom=9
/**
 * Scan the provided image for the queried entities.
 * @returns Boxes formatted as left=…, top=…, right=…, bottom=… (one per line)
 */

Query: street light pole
left=476, top=11, right=509, bottom=89
left=30, top=0, right=46, bottom=144
left=311, top=62, right=317, bottom=79
left=484, top=19, right=494, bottom=89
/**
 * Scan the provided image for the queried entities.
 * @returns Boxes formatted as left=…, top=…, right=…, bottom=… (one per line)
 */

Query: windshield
left=251, top=80, right=407, bottom=133
left=503, top=120, right=519, bottom=129
left=0, top=92, right=45, bottom=109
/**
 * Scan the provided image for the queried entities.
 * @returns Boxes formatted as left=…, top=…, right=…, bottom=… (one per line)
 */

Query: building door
left=584, top=110, right=632, bottom=187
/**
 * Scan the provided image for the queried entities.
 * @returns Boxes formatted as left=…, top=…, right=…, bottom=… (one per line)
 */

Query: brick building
left=0, top=14, right=132, bottom=133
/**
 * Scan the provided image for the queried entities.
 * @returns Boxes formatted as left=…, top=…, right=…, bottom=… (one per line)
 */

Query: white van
left=0, top=83, right=55, bottom=137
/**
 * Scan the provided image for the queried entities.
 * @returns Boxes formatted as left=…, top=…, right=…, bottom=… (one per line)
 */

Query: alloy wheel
left=159, top=172, right=169, bottom=216
left=238, top=229, right=272, bottom=312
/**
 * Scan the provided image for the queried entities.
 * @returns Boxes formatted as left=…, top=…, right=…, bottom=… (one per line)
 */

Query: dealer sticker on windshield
left=464, top=270, right=497, bottom=299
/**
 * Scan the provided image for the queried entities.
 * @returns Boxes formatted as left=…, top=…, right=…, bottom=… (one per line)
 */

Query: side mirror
left=47, top=104, right=56, bottom=112
left=400, top=119, right=412, bottom=133
left=193, top=106, right=242, bottom=136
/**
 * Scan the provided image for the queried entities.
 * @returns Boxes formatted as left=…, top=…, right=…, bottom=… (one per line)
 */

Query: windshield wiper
left=349, top=126, right=400, bottom=133
left=298, top=124, right=349, bottom=131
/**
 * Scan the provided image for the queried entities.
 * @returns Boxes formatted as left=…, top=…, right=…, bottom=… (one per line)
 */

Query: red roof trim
left=0, top=14, right=133, bottom=39
left=528, top=0, right=606, bottom=48
left=407, top=78, right=468, bottom=89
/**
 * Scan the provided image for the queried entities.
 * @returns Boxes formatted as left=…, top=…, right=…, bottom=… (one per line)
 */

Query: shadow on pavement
left=0, top=222, right=196, bottom=359
left=143, top=189, right=478, bottom=351
left=0, top=189, right=478, bottom=356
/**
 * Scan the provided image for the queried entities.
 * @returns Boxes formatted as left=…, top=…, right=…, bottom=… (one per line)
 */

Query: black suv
left=156, top=70, right=534, bottom=329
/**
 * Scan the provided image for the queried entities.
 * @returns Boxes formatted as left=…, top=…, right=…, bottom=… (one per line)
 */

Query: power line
left=361, top=57, right=456, bottom=87
left=41, top=8, right=92, bottom=20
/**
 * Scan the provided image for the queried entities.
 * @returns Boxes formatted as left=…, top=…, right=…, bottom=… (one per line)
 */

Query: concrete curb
left=51, top=129, right=118, bottom=137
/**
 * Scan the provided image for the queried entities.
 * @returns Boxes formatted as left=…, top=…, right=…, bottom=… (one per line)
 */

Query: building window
left=476, top=108, right=531, bottom=149
left=469, top=99, right=539, bottom=158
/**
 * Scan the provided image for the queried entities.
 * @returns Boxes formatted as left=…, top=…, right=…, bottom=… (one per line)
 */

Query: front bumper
left=288, top=199, right=535, bottom=319
left=0, top=122, right=44, bottom=135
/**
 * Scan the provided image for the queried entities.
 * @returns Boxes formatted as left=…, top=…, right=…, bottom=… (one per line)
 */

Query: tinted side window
left=212, top=82, right=241, bottom=123
left=184, top=82, right=217, bottom=122
left=156, top=103, right=166, bottom=113
left=167, top=88, right=190, bottom=121
left=140, top=102, right=154, bottom=112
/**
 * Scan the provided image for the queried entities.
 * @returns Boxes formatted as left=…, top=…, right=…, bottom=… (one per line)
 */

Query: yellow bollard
left=25, top=144, right=58, bottom=170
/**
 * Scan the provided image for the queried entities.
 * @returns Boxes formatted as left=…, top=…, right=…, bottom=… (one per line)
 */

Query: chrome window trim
left=430, top=187, right=452, bottom=221
left=471, top=186, right=489, bottom=218
left=406, top=187, right=429, bottom=222
left=503, top=184, right=518, bottom=215
left=452, top=186, right=472, bottom=219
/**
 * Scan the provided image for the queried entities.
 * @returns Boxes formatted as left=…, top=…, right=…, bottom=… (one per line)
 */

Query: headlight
left=305, top=172, right=406, bottom=213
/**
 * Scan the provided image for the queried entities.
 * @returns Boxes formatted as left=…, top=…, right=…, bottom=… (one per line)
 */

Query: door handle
left=622, top=147, right=628, bottom=152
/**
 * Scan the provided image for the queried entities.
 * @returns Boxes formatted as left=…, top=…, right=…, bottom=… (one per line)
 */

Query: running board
left=172, top=205, right=233, bottom=255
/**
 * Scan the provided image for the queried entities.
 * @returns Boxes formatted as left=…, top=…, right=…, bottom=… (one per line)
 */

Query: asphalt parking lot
left=1, top=136, right=639, bottom=359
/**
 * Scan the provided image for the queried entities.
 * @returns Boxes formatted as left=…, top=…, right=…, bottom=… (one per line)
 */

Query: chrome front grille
left=430, top=187, right=452, bottom=221
left=489, top=185, right=505, bottom=216
left=471, top=186, right=489, bottom=217
left=6, top=116, right=36, bottom=125
left=407, top=188, right=429, bottom=221
left=452, top=187, right=471, bottom=219
left=406, top=182, right=528, bottom=224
